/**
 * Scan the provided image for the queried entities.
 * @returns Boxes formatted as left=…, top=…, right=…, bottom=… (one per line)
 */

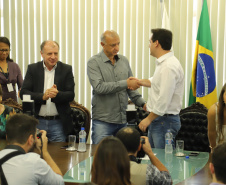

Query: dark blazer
left=20, top=61, right=75, bottom=134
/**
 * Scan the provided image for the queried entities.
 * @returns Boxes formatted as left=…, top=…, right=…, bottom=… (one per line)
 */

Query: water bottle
left=165, top=129, right=173, bottom=153
left=78, top=127, right=87, bottom=152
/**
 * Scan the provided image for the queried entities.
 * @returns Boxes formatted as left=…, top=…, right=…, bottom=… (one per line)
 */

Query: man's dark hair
left=116, top=127, right=140, bottom=154
left=6, top=114, right=38, bottom=144
left=151, top=28, right=172, bottom=50
left=212, top=142, right=226, bottom=183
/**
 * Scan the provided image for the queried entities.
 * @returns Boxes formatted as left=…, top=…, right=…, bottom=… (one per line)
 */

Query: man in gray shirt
left=87, top=30, right=146, bottom=144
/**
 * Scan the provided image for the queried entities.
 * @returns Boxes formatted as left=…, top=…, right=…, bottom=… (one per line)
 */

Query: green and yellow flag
left=188, top=0, right=217, bottom=109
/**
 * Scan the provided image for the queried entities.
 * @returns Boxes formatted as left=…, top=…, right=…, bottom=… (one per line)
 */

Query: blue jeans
left=92, top=119, right=127, bottom=144
left=148, top=114, right=181, bottom=149
left=38, top=118, right=66, bottom=142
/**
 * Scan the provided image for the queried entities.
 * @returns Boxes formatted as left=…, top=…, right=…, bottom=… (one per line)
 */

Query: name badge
left=7, top=83, right=14, bottom=92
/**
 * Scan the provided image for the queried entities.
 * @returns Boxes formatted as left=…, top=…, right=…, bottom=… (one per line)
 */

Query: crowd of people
left=0, top=28, right=226, bottom=185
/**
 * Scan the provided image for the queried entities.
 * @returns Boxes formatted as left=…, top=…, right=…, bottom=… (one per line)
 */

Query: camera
left=137, top=137, right=145, bottom=159
left=36, top=129, right=42, bottom=139
left=140, top=138, right=145, bottom=144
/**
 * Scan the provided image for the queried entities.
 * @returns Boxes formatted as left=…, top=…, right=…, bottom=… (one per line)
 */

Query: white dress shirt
left=39, top=62, right=58, bottom=116
left=147, top=52, right=184, bottom=116
left=0, top=149, right=64, bottom=185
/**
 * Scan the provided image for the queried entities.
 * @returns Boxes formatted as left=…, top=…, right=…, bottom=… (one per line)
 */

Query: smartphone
left=189, top=152, right=200, bottom=156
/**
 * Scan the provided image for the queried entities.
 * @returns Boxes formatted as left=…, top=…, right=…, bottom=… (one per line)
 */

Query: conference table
left=0, top=140, right=212, bottom=184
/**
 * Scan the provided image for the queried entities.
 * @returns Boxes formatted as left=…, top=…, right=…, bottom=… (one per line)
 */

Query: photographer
left=0, top=114, right=64, bottom=185
left=116, top=127, right=172, bottom=185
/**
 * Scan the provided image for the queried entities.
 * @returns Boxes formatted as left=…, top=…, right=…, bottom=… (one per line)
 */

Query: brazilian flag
left=188, top=0, right=217, bottom=109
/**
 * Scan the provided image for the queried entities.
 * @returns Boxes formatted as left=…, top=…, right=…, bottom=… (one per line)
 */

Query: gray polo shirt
left=87, top=50, right=145, bottom=124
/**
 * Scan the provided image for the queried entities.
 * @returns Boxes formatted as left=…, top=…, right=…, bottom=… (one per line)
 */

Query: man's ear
left=101, top=42, right=105, bottom=47
left=28, top=135, right=35, bottom=146
left=155, top=40, right=159, bottom=47
left=40, top=51, right=43, bottom=57
left=209, top=162, right=215, bottom=174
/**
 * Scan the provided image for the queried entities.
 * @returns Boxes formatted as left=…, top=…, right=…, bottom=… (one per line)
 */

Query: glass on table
left=66, top=135, right=77, bottom=151
left=175, top=140, right=185, bottom=157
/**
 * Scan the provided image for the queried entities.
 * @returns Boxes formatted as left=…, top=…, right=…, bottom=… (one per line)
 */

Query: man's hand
left=43, top=90, right=50, bottom=100
left=128, top=77, right=139, bottom=81
left=127, top=77, right=140, bottom=90
left=143, top=103, right=147, bottom=112
left=36, top=129, right=63, bottom=176
left=36, top=130, right=48, bottom=153
left=142, top=136, right=170, bottom=173
left=139, top=112, right=159, bottom=132
left=48, top=85, right=58, bottom=98
left=43, top=84, right=59, bottom=100
left=138, top=79, right=151, bottom=87
left=141, top=136, right=153, bottom=154
left=138, top=117, right=151, bottom=132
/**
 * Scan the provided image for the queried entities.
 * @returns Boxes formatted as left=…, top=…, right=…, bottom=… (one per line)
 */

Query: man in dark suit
left=20, top=40, right=75, bottom=142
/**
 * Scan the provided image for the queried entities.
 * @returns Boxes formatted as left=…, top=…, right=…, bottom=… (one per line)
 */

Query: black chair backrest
left=176, top=102, right=210, bottom=152
left=70, top=101, right=91, bottom=143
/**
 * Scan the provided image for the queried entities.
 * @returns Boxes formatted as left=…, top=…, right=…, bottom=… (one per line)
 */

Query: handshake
left=127, top=77, right=151, bottom=90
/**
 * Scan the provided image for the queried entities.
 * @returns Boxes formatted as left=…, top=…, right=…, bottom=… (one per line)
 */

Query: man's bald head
left=101, top=30, right=119, bottom=44
left=116, top=127, right=141, bottom=154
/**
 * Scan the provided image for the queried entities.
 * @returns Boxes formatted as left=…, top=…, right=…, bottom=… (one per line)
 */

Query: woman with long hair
left=208, top=83, right=226, bottom=152
left=91, top=136, right=132, bottom=185
left=0, top=37, right=23, bottom=101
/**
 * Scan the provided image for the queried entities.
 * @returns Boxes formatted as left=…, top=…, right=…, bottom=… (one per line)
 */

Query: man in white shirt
left=135, top=28, right=184, bottom=149
left=0, top=114, right=64, bottom=185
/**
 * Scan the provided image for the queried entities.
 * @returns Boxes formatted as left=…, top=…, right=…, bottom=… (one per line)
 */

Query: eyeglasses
left=0, top=49, right=10, bottom=53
